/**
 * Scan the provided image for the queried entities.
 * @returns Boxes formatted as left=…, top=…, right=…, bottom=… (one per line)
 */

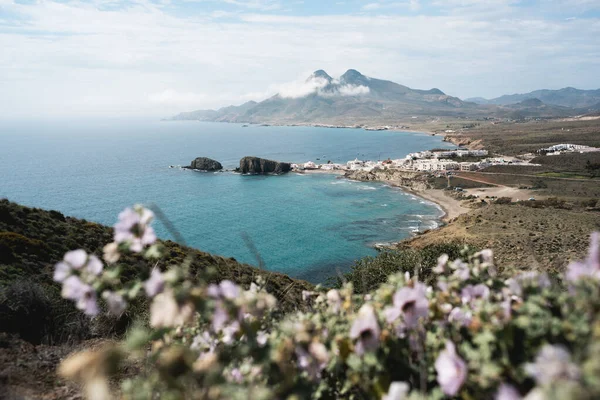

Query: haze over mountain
left=466, top=87, right=600, bottom=109
left=172, top=70, right=600, bottom=125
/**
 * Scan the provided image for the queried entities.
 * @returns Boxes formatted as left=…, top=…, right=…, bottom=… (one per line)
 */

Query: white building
left=347, top=159, right=365, bottom=170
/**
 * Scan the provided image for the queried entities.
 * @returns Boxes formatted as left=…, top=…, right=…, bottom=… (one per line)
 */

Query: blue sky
left=0, top=0, right=599, bottom=117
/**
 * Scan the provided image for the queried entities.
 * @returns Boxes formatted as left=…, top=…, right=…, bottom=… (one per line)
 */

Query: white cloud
left=338, top=84, right=370, bottom=96
left=276, top=76, right=330, bottom=98
left=0, top=1, right=598, bottom=118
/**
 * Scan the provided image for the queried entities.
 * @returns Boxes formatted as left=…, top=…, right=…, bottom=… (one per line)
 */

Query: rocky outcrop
left=186, top=157, right=223, bottom=171
left=345, top=168, right=431, bottom=191
left=238, top=156, right=291, bottom=174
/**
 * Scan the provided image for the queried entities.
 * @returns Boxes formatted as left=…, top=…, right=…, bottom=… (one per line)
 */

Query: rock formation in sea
left=238, top=156, right=291, bottom=174
left=185, top=157, right=223, bottom=171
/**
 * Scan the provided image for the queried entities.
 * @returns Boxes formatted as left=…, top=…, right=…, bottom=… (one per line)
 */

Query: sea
left=0, top=119, right=456, bottom=283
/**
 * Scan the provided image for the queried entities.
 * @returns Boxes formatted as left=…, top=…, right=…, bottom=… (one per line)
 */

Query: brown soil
left=403, top=204, right=600, bottom=274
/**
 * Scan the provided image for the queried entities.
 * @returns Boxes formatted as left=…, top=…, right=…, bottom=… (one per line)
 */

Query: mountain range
left=171, top=70, right=600, bottom=124
left=466, top=87, right=600, bottom=109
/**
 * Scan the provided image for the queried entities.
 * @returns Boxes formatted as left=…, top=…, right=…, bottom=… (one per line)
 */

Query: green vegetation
left=329, top=242, right=468, bottom=293
left=0, top=199, right=312, bottom=345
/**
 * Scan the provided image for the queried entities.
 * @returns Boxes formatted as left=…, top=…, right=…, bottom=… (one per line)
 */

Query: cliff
left=238, top=156, right=291, bottom=174
left=345, top=168, right=431, bottom=191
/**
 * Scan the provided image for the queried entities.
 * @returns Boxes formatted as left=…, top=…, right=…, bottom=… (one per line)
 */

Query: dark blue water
left=0, top=119, right=454, bottom=282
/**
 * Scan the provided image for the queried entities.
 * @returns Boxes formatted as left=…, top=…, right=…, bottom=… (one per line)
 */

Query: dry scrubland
left=404, top=203, right=600, bottom=274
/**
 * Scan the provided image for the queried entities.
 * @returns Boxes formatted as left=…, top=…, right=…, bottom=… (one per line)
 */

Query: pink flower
left=350, top=304, right=380, bottom=355
left=113, top=206, right=156, bottom=253
left=384, top=282, right=429, bottom=329
left=435, top=341, right=467, bottom=396
left=566, top=232, right=600, bottom=282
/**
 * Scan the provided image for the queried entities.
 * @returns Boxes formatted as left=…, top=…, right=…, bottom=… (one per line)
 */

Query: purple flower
left=296, top=342, right=329, bottom=380
left=525, top=344, right=580, bottom=386
left=384, top=282, right=429, bottom=329
left=448, top=307, right=472, bottom=326
left=61, top=275, right=87, bottom=300
left=495, top=383, right=522, bottom=400
left=350, top=304, right=380, bottom=355
left=451, top=260, right=471, bottom=281
left=383, top=382, right=409, bottom=400
left=102, top=291, right=127, bottom=316
left=507, top=271, right=551, bottom=296
left=435, top=341, right=467, bottom=396
left=113, top=206, right=156, bottom=253
left=144, top=267, right=165, bottom=297
left=461, top=284, right=490, bottom=305
left=62, top=277, right=98, bottom=316
left=566, top=232, right=600, bottom=282
left=208, top=280, right=240, bottom=300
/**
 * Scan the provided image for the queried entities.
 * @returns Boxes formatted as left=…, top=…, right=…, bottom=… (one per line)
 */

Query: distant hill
left=171, top=69, right=480, bottom=124
left=467, top=87, right=600, bottom=109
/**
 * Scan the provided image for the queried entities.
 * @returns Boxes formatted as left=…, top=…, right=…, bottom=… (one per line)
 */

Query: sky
left=0, top=0, right=599, bottom=118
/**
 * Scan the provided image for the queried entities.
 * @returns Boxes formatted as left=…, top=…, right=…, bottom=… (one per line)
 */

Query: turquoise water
left=0, top=119, right=454, bottom=283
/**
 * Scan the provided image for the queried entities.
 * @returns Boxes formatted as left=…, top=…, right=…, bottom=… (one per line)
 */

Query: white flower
left=150, top=290, right=194, bottom=328
left=433, top=254, right=449, bottom=274
left=525, top=344, right=580, bottom=386
left=102, top=291, right=127, bottom=316
left=102, top=242, right=120, bottom=264
left=144, top=267, right=165, bottom=297
left=435, top=341, right=467, bottom=396
left=382, top=381, right=409, bottom=400
left=495, top=383, right=522, bottom=400
left=326, top=289, right=342, bottom=313
left=566, top=232, right=599, bottom=282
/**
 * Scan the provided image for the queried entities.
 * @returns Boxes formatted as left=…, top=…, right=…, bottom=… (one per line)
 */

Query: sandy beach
left=411, top=188, right=471, bottom=222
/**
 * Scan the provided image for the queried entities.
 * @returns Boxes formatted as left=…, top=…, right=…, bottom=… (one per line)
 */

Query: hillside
left=0, top=199, right=312, bottom=345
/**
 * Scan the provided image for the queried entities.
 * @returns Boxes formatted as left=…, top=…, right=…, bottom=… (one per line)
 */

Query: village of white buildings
left=292, top=143, right=600, bottom=174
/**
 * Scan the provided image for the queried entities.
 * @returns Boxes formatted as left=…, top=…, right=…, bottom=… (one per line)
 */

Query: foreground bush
left=55, top=205, right=600, bottom=399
